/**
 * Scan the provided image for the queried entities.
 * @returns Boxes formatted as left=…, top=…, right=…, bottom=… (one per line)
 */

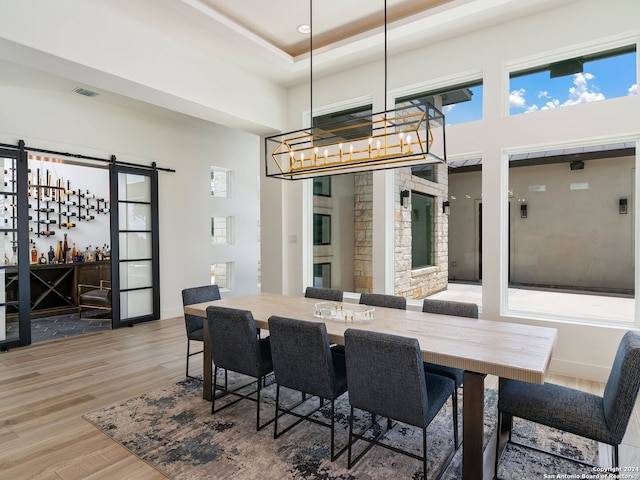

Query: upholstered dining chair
left=181, top=284, right=221, bottom=380
left=206, top=305, right=274, bottom=430
left=304, top=286, right=344, bottom=302
left=344, top=328, right=457, bottom=479
left=268, top=315, right=349, bottom=461
left=495, top=330, right=640, bottom=476
left=358, top=292, right=407, bottom=310
left=422, top=298, right=479, bottom=448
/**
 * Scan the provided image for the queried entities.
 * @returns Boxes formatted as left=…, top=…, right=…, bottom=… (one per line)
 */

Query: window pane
left=118, top=173, right=150, bottom=202
left=396, top=80, right=483, bottom=126
left=119, top=232, right=151, bottom=260
left=119, top=289, right=152, bottom=318
left=507, top=147, right=635, bottom=323
left=313, top=263, right=331, bottom=288
left=119, top=260, right=152, bottom=289
left=313, top=214, right=331, bottom=245
left=211, top=167, right=231, bottom=197
left=510, top=47, right=636, bottom=115
left=211, top=216, right=232, bottom=245
left=211, top=262, right=233, bottom=289
left=118, top=202, right=151, bottom=230
left=411, top=192, right=435, bottom=268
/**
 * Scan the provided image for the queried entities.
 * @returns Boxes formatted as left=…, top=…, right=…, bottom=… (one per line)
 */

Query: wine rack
left=30, top=168, right=109, bottom=241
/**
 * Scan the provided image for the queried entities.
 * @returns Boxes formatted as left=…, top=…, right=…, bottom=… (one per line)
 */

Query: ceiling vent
left=72, top=87, right=99, bottom=97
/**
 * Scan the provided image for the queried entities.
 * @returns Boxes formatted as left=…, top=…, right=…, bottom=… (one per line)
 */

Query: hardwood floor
left=1, top=316, right=639, bottom=479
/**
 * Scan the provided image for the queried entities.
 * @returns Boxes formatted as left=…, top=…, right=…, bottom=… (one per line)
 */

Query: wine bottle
left=59, top=222, right=76, bottom=229
left=63, top=233, right=69, bottom=263
left=61, top=200, right=77, bottom=206
left=80, top=214, right=95, bottom=220
left=55, top=240, right=63, bottom=263
left=38, top=207, right=55, bottom=213
left=37, top=219, right=57, bottom=224
left=39, top=230, right=55, bottom=237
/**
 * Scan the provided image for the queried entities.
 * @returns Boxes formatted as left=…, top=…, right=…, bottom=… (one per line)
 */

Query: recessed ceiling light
left=297, top=24, right=311, bottom=34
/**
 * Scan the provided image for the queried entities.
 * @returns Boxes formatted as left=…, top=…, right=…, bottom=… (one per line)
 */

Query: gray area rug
left=83, top=377, right=600, bottom=479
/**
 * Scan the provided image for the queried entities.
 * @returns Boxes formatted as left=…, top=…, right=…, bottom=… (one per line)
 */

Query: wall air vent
left=72, top=87, right=99, bottom=97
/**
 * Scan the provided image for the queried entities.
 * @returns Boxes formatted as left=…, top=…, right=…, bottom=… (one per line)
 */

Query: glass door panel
left=110, top=165, right=159, bottom=327
left=0, top=147, right=30, bottom=348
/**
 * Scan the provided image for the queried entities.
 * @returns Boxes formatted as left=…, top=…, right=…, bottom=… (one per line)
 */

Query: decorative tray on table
left=313, top=302, right=376, bottom=323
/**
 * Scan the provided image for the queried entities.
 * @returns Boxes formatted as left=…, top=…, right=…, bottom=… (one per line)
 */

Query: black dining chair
left=181, top=285, right=221, bottom=380
left=268, top=315, right=349, bottom=461
left=305, top=286, right=344, bottom=302
left=344, top=328, right=457, bottom=479
left=206, top=305, right=274, bottom=430
left=422, top=298, right=479, bottom=448
left=359, top=292, right=406, bottom=310
left=495, top=330, right=640, bottom=476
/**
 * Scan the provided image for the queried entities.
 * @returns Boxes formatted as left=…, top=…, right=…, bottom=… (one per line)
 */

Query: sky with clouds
left=509, top=51, right=637, bottom=115
left=439, top=51, right=636, bottom=124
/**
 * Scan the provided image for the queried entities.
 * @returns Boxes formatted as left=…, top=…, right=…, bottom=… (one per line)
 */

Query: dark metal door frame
left=0, top=143, right=31, bottom=349
left=109, top=163, right=160, bottom=328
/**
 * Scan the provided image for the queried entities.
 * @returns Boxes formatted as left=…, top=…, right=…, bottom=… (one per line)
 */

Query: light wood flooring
left=1, top=316, right=639, bottom=479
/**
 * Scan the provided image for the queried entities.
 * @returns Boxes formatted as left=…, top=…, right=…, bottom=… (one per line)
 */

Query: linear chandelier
left=265, top=0, right=447, bottom=180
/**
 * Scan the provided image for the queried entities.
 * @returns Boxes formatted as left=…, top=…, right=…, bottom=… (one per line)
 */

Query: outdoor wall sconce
left=619, top=198, right=628, bottom=214
left=570, top=160, right=584, bottom=170
left=442, top=200, right=450, bottom=215
left=520, top=204, right=528, bottom=218
left=400, top=189, right=410, bottom=206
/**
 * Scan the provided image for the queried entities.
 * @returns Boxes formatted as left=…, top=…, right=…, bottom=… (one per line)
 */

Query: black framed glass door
left=0, top=145, right=31, bottom=349
left=109, top=164, right=160, bottom=327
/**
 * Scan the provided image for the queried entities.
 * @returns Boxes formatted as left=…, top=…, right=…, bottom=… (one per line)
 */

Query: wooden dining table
left=185, top=292, right=557, bottom=480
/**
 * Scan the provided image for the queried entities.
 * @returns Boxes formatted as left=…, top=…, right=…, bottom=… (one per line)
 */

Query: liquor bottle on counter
left=71, top=242, right=77, bottom=262
left=31, top=247, right=37, bottom=264
left=55, top=240, right=63, bottom=264
left=63, top=234, right=69, bottom=263
left=87, top=245, right=95, bottom=262
left=47, top=246, right=55, bottom=264
left=38, top=253, right=47, bottom=264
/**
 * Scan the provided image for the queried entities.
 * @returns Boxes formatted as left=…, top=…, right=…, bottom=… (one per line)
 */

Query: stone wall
left=394, top=166, right=448, bottom=299
left=353, top=172, right=373, bottom=293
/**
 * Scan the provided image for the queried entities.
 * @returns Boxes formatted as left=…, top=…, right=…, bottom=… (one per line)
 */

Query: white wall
left=0, top=69, right=261, bottom=321
left=274, top=0, right=640, bottom=381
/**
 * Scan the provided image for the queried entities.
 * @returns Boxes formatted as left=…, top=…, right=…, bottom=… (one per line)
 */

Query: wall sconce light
left=442, top=200, right=450, bottom=215
left=520, top=204, right=528, bottom=218
left=400, top=189, right=410, bottom=206
left=570, top=160, right=584, bottom=170
left=619, top=198, right=628, bottom=214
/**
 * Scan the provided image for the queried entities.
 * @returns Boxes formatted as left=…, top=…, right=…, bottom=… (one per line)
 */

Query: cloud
left=442, top=104, right=455, bottom=114
left=537, top=91, right=550, bottom=99
left=509, top=88, right=527, bottom=108
left=629, top=84, right=638, bottom=95
left=562, top=72, right=605, bottom=106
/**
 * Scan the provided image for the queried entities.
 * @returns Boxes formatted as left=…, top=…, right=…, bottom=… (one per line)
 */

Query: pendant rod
left=310, top=0, right=313, bottom=124
left=384, top=0, right=388, bottom=112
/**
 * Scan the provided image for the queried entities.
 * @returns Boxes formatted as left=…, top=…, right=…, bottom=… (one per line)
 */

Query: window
left=313, top=214, right=331, bottom=245
left=211, top=262, right=233, bottom=289
left=396, top=80, right=483, bottom=126
left=313, top=177, right=331, bottom=196
left=211, top=216, right=232, bottom=244
left=509, top=46, right=636, bottom=115
left=506, top=144, right=635, bottom=324
left=313, top=263, right=331, bottom=288
left=411, top=192, right=435, bottom=269
left=211, top=166, right=231, bottom=197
